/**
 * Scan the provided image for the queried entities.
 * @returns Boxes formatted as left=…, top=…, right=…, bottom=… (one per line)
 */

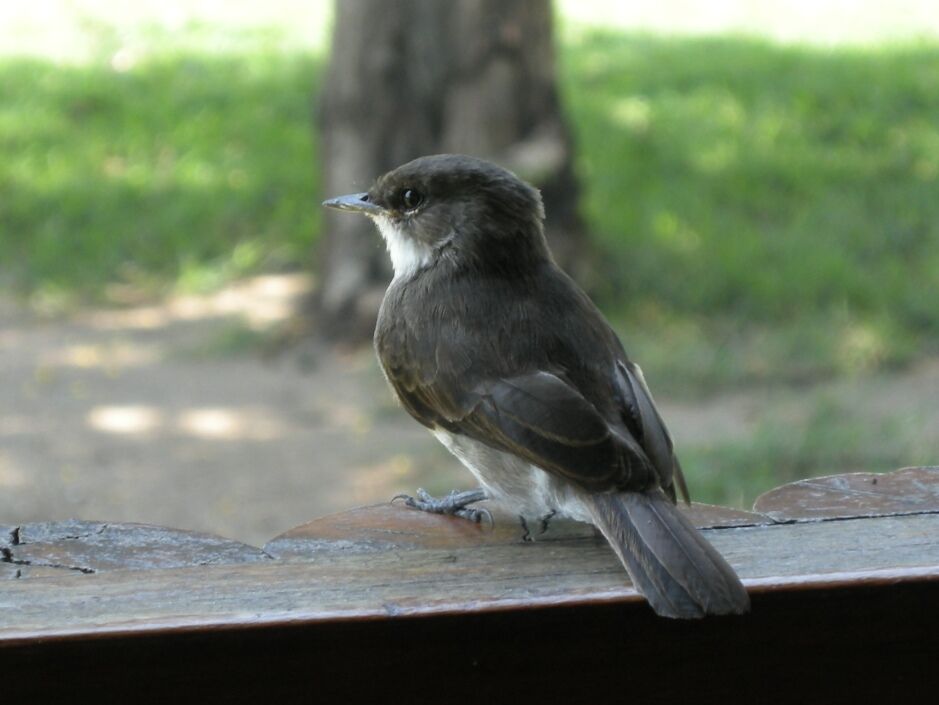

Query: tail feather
left=586, top=490, right=750, bottom=619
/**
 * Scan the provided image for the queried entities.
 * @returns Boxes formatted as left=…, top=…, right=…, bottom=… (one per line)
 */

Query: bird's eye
left=401, top=188, right=423, bottom=211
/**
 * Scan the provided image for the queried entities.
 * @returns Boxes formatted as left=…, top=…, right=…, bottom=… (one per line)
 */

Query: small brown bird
left=324, top=154, right=750, bottom=618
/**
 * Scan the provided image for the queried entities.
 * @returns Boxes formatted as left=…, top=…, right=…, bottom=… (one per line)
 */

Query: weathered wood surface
left=1, top=467, right=938, bottom=703
left=2, top=476, right=938, bottom=640
left=264, top=500, right=772, bottom=562
left=754, top=466, right=939, bottom=521
left=264, top=502, right=750, bottom=560
left=4, top=509, right=939, bottom=633
left=1, top=519, right=270, bottom=579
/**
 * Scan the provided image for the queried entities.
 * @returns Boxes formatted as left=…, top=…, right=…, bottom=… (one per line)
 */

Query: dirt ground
left=2, top=274, right=937, bottom=547
left=0, top=276, right=467, bottom=547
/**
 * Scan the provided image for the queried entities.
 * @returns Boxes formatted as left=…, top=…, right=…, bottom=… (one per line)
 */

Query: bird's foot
left=520, top=510, right=557, bottom=542
left=392, top=488, right=491, bottom=525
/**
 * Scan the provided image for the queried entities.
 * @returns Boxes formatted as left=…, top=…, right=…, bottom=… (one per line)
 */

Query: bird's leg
left=392, top=487, right=491, bottom=525
left=539, top=510, right=556, bottom=535
left=519, top=515, right=533, bottom=542
left=520, top=511, right=555, bottom=542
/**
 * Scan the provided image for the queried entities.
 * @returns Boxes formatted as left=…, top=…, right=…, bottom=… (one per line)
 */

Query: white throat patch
left=373, top=215, right=433, bottom=282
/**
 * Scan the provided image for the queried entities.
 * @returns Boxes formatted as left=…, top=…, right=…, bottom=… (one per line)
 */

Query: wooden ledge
left=2, top=467, right=938, bottom=703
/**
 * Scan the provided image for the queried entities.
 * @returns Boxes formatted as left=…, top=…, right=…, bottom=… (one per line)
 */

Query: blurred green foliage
left=1, top=23, right=938, bottom=507
left=686, top=391, right=938, bottom=506
left=558, top=32, right=939, bottom=390
left=567, top=33, right=939, bottom=325
left=0, top=50, right=320, bottom=305
left=3, top=31, right=937, bottom=362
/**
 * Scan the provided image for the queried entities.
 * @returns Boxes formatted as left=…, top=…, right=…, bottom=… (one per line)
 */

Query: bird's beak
left=321, top=192, right=384, bottom=216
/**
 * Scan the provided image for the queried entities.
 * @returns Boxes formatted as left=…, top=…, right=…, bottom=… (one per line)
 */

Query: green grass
left=0, top=43, right=321, bottom=307
left=3, top=29, right=938, bottom=374
left=684, top=388, right=939, bottom=507
left=562, top=33, right=939, bottom=382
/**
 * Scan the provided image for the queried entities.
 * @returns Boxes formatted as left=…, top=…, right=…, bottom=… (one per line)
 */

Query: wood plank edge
left=2, top=564, right=937, bottom=647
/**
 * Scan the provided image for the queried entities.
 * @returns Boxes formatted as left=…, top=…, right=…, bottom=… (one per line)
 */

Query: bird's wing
left=383, top=345, right=682, bottom=496
left=614, top=359, right=689, bottom=503
left=375, top=270, right=686, bottom=498
left=452, top=370, right=660, bottom=493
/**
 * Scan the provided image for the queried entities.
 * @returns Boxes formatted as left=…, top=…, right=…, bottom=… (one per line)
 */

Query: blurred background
left=2, top=0, right=938, bottom=547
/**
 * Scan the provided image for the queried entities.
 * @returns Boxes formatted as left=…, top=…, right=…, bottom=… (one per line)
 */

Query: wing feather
left=460, top=371, right=657, bottom=492
left=617, top=360, right=689, bottom=503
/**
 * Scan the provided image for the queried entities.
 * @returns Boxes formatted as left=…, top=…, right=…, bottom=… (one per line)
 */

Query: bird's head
left=323, top=154, right=548, bottom=280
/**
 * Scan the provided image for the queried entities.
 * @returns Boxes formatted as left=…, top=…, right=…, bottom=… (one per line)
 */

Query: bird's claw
left=392, top=488, right=492, bottom=527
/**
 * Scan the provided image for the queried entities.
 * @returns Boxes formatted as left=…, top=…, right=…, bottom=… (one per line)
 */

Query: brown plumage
left=324, top=154, right=749, bottom=618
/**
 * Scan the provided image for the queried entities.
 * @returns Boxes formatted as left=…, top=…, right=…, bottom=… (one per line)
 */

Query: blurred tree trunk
left=315, top=0, right=586, bottom=342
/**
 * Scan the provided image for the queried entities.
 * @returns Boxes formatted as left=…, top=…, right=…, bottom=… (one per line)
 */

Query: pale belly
left=431, top=429, right=593, bottom=524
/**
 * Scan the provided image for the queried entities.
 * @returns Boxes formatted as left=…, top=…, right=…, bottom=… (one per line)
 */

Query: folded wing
left=458, top=371, right=659, bottom=493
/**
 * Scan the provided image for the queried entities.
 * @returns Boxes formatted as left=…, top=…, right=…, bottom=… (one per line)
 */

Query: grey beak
left=322, top=192, right=383, bottom=215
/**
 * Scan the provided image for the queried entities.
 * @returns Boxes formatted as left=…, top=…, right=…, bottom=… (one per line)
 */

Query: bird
left=323, top=154, right=750, bottom=618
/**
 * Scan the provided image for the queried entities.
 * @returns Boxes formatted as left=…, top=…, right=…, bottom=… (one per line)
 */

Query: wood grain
left=2, top=468, right=938, bottom=703
left=754, top=465, right=939, bottom=521
left=264, top=499, right=773, bottom=560
left=2, top=519, right=269, bottom=578
left=2, top=507, right=938, bottom=641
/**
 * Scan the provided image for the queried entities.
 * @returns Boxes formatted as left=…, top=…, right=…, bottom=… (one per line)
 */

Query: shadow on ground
left=1, top=274, right=937, bottom=546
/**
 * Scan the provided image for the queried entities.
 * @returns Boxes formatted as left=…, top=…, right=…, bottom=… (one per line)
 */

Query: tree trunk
left=316, top=0, right=586, bottom=342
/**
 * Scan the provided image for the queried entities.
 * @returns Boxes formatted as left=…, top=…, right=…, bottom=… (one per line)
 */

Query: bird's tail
left=585, top=490, right=750, bottom=618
